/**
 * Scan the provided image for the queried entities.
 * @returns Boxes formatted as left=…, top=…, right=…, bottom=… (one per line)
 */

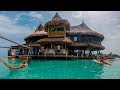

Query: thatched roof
left=71, top=42, right=87, bottom=47
left=52, top=12, right=62, bottom=20
left=88, top=43, right=105, bottom=50
left=44, top=13, right=70, bottom=32
left=67, top=21, right=104, bottom=39
left=37, top=37, right=73, bottom=44
left=26, top=43, right=41, bottom=47
left=35, top=24, right=44, bottom=32
left=70, top=21, right=93, bottom=32
left=71, top=42, right=105, bottom=50
left=24, top=30, right=47, bottom=40
left=24, top=24, right=47, bottom=41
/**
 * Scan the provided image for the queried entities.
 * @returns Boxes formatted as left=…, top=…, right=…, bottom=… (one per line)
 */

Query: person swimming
left=0, top=58, right=28, bottom=70
left=96, top=56, right=111, bottom=65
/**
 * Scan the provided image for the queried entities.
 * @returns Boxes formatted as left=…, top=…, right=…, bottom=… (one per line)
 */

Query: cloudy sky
left=0, top=11, right=120, bottom=57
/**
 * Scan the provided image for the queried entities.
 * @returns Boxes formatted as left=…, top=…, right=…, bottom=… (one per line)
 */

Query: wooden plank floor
left=17, top=55, right=95, bottom=60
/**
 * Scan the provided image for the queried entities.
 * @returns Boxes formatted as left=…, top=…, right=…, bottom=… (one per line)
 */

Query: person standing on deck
left=10, top=48, right=15, bottom=56
left=38, top=47, right=42, bottom=55
left=41, top=46, right=44, bottom=55
left=57, top=45, right=61, bottom=52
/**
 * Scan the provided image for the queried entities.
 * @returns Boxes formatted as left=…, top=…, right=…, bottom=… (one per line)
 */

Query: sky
left=0, top=11, right=120, bottom=57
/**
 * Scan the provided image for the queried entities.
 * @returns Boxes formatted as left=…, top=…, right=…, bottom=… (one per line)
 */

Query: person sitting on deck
left=41, top=46, right=45, bottom=55
left=0, top=58, right=28, bottom=70
left=54, top=45, right=58, bottom=54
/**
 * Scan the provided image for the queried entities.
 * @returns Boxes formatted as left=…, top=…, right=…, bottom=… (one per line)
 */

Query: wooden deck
left=17, top=55, right=95, bottom=60
left=8, top=55, right=19, bottom=58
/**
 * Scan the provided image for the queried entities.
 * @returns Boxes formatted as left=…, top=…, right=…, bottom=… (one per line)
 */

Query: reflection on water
left=0, top=58, right=120, bottom=79
left=0, top=59, right=10, bottom=78
left=8, top=58, right=15, bottom=61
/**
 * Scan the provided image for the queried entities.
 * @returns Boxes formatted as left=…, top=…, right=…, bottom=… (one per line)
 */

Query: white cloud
left=87, top=11, right=107, bottom=16
left=0, top=15, right=15, bottom=25
left=68, top=11, right=120, bottom=55
left=0, top=14, right=32, bottom=35
left=0, top=14, right=33, bottom=47
left=28, top=11, right=43, bottom=19
left=72, top=11, right=82, bottom=18
left=116, top=24, right=120, bottom=28
left=14, top=11, right=44, bottom=23
left=0, top=25, right=32, bottom=35
left=14, top=12, right=27, bottom=22
left=109, top=33, right=120, bottom=39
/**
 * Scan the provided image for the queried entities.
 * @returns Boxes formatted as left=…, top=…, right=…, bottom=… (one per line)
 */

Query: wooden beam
left=84, top=48, right=85, bottom=56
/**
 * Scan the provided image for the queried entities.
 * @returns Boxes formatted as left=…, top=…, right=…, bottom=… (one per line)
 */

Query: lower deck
left=8, top=55, right=95, bottom=60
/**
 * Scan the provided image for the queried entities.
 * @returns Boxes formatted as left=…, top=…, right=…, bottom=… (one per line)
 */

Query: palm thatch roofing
left=37, top=37, right=73, bottom=44
left=24, top=24, right=47, bottom=40
left=26, top=43, right=41, bottom=47
left=35, top=24, right=44, bottom=32
left=44, top=13, right=70, bottom=32
left=71, top=42, right=105, bottom=50
left=67, top=21, right=104, bottom=39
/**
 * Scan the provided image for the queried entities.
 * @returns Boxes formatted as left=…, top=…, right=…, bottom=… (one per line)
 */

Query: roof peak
left=81, top=20, right=85, bottom=24
left=52, top=12, right=62, bottom=20
left=35, top=24, right=44, bottom=32
left=70, top=21, right=93, bottom=32
left=82, top=20, right=84, bottom=23
left=38, top=24, right=43, bottom=27
left=79, top=20, right=87, bottom=27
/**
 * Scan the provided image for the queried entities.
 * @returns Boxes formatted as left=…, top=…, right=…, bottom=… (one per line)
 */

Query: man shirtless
left=99, top=57, right=111, bottom=65
left=0, top=58, right=28, bottom=70
left=95, top=56, right=111, bottom=65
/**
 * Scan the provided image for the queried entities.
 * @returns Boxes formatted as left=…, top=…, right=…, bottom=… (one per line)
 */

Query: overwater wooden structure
left=8, top=13, right=105, bottom=60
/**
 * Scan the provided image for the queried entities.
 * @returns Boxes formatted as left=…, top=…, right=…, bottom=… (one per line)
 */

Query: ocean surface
left=0, top=58, right=120, bottom=79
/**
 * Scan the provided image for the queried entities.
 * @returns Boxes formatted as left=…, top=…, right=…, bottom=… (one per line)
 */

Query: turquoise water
left=0, top=58, right=120, bottom=79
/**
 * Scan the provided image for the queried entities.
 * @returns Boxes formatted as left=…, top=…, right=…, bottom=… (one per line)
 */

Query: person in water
left=0, top=58, right=28, bottom=70
left=101, top=57, right=111, bottom=65
left=96, top=56, right=111, bottom=65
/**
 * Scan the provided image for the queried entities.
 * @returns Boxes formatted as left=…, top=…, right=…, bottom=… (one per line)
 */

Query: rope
left=0, top=34, right=31, bottom=70
left=0, top=35, right=31, bottom=49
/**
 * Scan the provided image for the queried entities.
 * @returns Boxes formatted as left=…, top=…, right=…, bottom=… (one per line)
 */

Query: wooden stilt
left=84, top=48, right=85, bottom=57
left=51, top=44, right=52, bottom=48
